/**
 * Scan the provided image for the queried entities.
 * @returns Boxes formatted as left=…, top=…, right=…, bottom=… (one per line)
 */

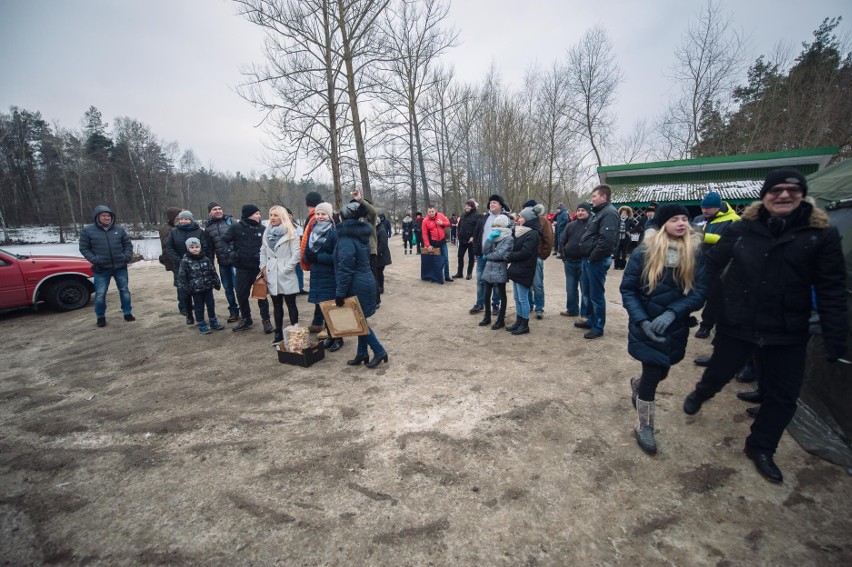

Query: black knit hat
left=241, top=204, right=260, bottom=219
left=576, top=202, right=592, bottom=213
left=305, top=191, right=323, bottom=207
left=523, top=199, right=537, bottom=208
left=207, top=201, right=221, bottom=212
left=655, top=203, right=690, bottom=227
left=760, top=168, right=808, bottom=198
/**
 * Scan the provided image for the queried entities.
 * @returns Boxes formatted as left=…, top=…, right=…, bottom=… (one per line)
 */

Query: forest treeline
left=1, top=2, right=849, bottom=241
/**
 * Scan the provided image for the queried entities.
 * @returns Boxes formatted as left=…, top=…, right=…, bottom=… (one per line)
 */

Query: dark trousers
left=614, top=239, right=630, bottom=269
left=173, top=270, right=193, bottom=314
left=414, top=233, right=422, bottom=254
left=235, top=268, right=270, bottom=322
left=700, top=274, right=723, bottom=329
left=370, top=254, right=381, bottom=305
left=483, top=282, right=507, bottom=321
left=403, top=235, right=413, bottom=253
left=637, top=363, right=670, bottom=401
left=271, top=293, right=298, bottom=330
left=457, top=240, right=475, bottom=277
left=450, top=227, right=457, bottom=243
left=377, top=266, right=385, bottom=293
left=693, top=333, right=807, bottom=454
left=191, top=290, right=216, bottom=323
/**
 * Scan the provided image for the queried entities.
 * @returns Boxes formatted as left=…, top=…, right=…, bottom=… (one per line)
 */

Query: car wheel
left=46, top=279, right=91, bottom=312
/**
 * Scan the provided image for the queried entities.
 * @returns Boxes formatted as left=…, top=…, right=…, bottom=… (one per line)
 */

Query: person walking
left=454, top=199, right=479, bottom=279
left=335, top=201, right=388, bottom=369
left=577, top=184, right=619, bottom=339
left=205, top=202, right=240, bottom=322
left=478, top=215, right=513, bottom=330
left=260, top=205, right=301, bottom=343
left=223, top=204, right=272, bottom=333
left=558, top=202, right=591, bottom=318
left=79, top=205, right=135, bottom=327
left=620, top=204, right=707, bottom=455
left=682, top=169, right=847, bottom=484
left=505, top=206, right=542, bottom=335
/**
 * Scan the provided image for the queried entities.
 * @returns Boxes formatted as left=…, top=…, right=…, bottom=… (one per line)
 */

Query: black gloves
left=335, top=296, right=345, bottom=307
left=304, top=250, right=318, bottom=263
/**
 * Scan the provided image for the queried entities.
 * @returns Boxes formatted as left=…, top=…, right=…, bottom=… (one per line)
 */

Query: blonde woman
left=619, top=204, right=708, bottom=455
left=261, top=205, right=301, bottom=343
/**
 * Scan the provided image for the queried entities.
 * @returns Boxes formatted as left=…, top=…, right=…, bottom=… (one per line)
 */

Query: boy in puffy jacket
left=177, top=237, right=224, bottom=334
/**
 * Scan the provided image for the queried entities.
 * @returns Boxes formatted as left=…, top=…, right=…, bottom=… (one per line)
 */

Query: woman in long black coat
left=505, top=207, right=541, bottom=335
left=620, top=204, right=707, bottom=455
left=335, top=201, right=388, bottom=369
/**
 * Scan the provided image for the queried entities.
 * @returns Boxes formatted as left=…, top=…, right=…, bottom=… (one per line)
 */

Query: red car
left=0, top=248, right=94, bottom=312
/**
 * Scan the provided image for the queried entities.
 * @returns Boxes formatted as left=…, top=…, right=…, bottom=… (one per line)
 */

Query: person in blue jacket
left=335, top=201, right=388, bottom=369
left=620, top=204, right=707, bottom=455
left=79, top=205, right=135, bottom=327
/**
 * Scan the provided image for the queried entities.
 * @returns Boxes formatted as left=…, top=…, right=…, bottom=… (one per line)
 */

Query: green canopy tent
left=787, top=159, right=852, bottom=469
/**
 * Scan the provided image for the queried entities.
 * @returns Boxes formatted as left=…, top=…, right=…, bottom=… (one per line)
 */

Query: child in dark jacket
left=619, top=204, right=707, bottom=455
left=178, top=237, right=223, bottom=334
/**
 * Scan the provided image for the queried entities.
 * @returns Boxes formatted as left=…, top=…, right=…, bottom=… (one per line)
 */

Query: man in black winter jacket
left=222, top=204, right=271, bottom=333
left=79, top=205, right=135, bottom=327
left=454, top=199, right=480, bottom=279
left=577, top=185, right=619, bottom=339
left=683, top=168, right=847, bottom=484
left=558, top=203, right=590, bottom=318
left=205, top=202, right=239, bottom=322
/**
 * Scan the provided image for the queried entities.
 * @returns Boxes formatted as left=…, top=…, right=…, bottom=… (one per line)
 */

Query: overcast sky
left=1, top=0, right=849, bottom=178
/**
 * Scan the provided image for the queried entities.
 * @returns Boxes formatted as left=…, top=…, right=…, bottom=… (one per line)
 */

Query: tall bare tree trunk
left=322, top=0, right=344, bottom=210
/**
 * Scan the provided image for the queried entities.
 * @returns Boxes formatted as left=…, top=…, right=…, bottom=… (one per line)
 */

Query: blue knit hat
left=700, top=192, right=722, bottom=208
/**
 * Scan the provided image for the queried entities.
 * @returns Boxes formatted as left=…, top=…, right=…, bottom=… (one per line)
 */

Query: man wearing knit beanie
left=692, top=191, right=741, bottom=339
left=222, top=204, right=272, bottom=333
left=683, top=167, right=846, bottom=485
left=520, top=200, right=554, bottom=320
left=577, top=184, right=619, bottom=339
left=454, top=199, right=479, bottom=279
left=205, top=202, right=240, bottom=322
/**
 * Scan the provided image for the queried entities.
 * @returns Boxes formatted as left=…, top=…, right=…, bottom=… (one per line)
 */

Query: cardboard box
left=276, top=342, right=325, bottom=367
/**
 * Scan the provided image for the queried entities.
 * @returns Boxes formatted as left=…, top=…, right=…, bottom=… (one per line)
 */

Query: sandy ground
left=1, top=236, right=850, bottom=566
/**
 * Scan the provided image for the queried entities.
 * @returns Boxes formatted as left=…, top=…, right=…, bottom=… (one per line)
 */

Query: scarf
left=309, top=220, right=333, bottom=252
left=403, top=214, right=412, bottom=224
left=266, top=224, right=285, bottom=249
left=514, top=225, right=532, bottom=238
left=665, top=244, right=680, bottom=268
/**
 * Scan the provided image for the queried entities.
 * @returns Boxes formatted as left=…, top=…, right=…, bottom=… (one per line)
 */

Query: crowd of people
left=80, top=168, right=846, bottom=483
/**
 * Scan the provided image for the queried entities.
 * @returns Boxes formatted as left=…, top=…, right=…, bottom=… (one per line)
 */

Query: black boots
left=744, top=446, right=783, bottom=483
left=683, top=390, right=705, bottom=415
left=736, top=389, right=763, bottom=403
left=346, top=353, right=369, bottom=366
left=491, top=317, right=505, bottom=330
left=479, top=304, right=492, bottom=326
left=635, top=399, right=657, bottom=455
left=510, top=317, right=529, bottom=335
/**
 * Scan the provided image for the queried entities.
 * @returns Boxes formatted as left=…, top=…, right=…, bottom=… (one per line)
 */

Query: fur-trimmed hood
left=740, top=198, right=830, bottom=229
left=617, top=206, right=634, bottom=218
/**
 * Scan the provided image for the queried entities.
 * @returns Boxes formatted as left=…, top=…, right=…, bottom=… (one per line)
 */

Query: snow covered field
left=2, top=226, right=162, bottom=260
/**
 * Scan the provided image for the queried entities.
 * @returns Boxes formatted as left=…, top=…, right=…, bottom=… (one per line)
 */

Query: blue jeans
left=93, top=268, right=132, bottom=318
left=563, top=259, right=586, bottom=316
left=219, top=264, right=238, bottom=315
left=296, top=264, right=305, bottom=292
left=527, top=258, right=544, bottom=313
left=581, top=258, right=611, bottom=333
left=512, top=281, right=531, bottom=319
left=476, top=255, right=500, bottom=308
left=440, top=243, right=451, bottom=278
left=357, top=326, right=386, bottom=356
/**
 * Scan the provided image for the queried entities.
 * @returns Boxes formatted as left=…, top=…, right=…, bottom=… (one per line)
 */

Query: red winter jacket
left=421, top=213, right=450, bottom=247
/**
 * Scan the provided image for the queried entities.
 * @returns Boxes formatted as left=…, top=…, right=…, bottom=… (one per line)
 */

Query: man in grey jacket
left=576, top=185, right=619, bottom=339
left=79, top=205, right=135, bottom=327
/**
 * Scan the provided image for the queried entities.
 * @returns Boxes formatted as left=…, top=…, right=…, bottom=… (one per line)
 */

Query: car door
left=0, top=250, right=28, bottom=309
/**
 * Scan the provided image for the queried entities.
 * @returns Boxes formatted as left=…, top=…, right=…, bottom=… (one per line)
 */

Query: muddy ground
left=1, top=236, right=850, bottom=566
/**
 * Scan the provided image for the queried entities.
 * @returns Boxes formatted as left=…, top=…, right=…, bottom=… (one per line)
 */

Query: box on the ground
left=276, top=342, right=325, bottom=367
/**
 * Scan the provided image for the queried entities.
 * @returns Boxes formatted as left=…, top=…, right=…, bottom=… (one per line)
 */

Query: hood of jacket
left=337, top=218, right=373, bottom=242
left=740, top=198, right=829, bottom=229
left=92, top=205, right=115, bottom=228
left=707, top=201, right=740, bottom=224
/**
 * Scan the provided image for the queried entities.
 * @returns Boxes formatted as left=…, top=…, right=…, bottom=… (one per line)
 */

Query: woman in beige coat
left=261, top=205, right=301, bottom=343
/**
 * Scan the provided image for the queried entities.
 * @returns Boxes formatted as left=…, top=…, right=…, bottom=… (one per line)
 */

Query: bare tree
left=659, top=0, right=745, bottom=158
left=565, top=24, right=623, bottom=172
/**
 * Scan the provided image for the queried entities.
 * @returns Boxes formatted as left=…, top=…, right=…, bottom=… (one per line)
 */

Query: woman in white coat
left=261, top=205, right=301, bottom=343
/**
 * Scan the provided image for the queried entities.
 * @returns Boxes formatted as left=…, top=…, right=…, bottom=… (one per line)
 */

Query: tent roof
left=806, top=158, right=852, bottom=208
